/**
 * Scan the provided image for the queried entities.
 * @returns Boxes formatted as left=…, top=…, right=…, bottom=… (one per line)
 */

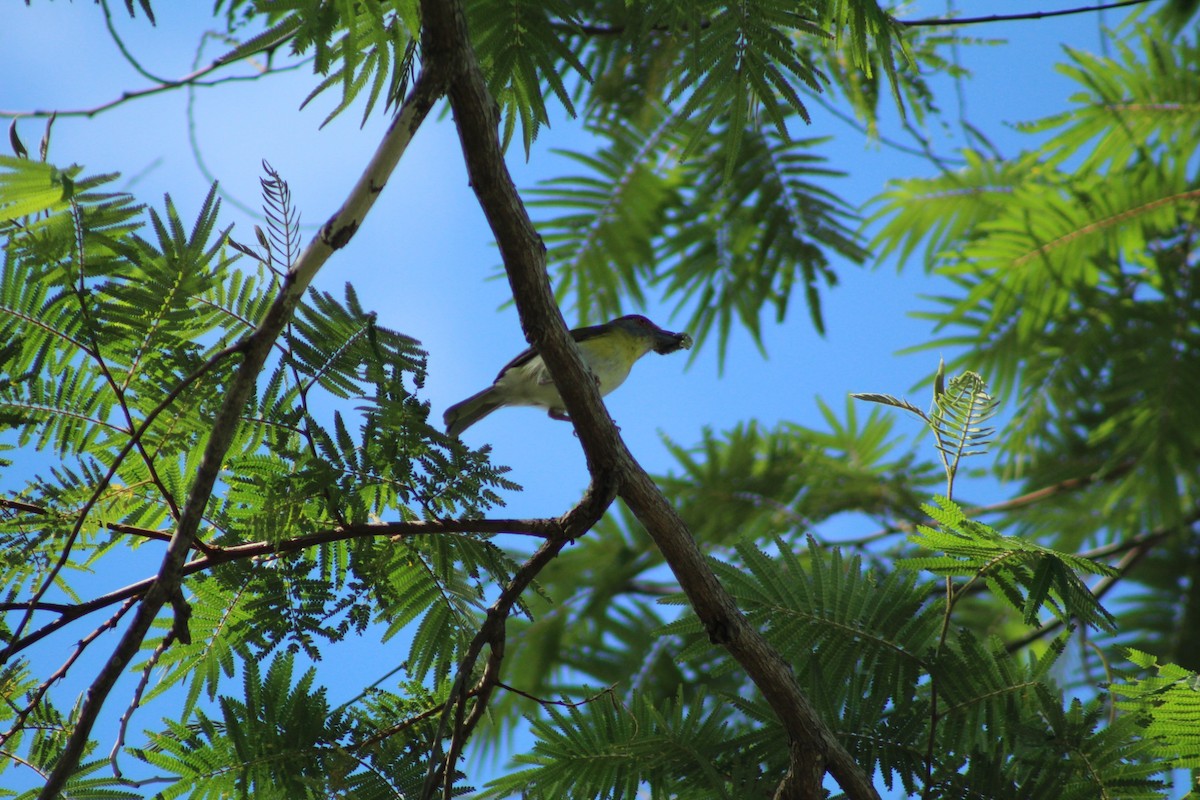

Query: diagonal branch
left=840, top=458, right=1139, bottom=548
left=0, top=597, right=138, bottom=752
left=418, top=2, right=880, bottom=798
left=550, top=0, right=1153, bottom=35
left=34, top=63, right=446, bottom=800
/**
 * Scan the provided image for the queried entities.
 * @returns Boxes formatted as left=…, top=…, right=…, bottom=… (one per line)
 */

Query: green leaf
left=0, top=156, right=84, bottom=222
left=902, top=497, right=1117, bottom=632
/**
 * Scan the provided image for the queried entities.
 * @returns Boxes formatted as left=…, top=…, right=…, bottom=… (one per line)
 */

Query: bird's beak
left=652, top=328, right=693, bottom=355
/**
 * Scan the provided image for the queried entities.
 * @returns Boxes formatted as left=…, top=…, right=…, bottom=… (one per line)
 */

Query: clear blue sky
left=0, top=2, right=1148, bottom=795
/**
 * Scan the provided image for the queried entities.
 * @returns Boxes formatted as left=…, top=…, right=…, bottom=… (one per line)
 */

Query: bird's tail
left=444, top=387, right=504, bottom=437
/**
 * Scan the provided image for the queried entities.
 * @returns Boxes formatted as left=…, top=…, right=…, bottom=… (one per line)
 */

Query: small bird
left=444, top=315, right=693, bottom=436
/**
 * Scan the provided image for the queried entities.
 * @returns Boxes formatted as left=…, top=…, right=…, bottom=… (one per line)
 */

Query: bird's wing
left=493, top=343, right=538, bottom=381
left=492, top=322, right=610, bottom=381
left=568, top=321, right=612, bottom=343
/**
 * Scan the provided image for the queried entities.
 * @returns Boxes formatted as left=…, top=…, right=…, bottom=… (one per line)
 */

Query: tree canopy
left=2, top=1, right=1199, bottom=799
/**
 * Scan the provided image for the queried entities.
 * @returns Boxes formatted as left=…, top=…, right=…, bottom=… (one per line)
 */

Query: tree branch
left=1, top=340, right=246, bottom=664
left=841, top=459, right=1139, bottom=548
left=0, top=597, right=138, bottom=752
left=109, top=629, right=176, bottom=779
left=418, top=1, right=879, bottom=797
left=33, top=61, right=445, bottom=800
left=1, top=515, right=552, bottom=656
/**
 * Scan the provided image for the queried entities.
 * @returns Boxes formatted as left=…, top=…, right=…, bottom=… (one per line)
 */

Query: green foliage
left=216, top=0, right=910, bottom=357
left=664, top=1, right=827, bottom=158
left=926, top=693, right=1167, bottom=800
left=855, top=366, right=999, bottom=496
left=904, top=496, right=1116, bottom=631
left=1024, top=26, right=1200, bottom=173
left=659, top=399, right=941, bottom=543
left=482, top=688, right=756, bottom=800
left=870, top=19, right=1200, bottom=540
left=509, top=534, right=1164, bottom=798
left=5, top=4, right=1200, bottom=800
left=530, top=114, right=682, bottom=323
left=659, top=119, right=868, bottom=358
left=532, top=107, right=867, bottom=361
left=0, top=159, right=514, bottom=795
left=468, top=0, right=591, bottom=153
left=663, top=540, right=939, bottom=708
left=132, top=652, right=433, bottom=800
left=868, top=149, right=1039, bottom=270
left=119, top=0, right=156, bottom=25
left=217, top=0, right=421, bottom=127
left=0, top=157, right=85, bottom=222
left=1111, top=650, right=1200, bottom=770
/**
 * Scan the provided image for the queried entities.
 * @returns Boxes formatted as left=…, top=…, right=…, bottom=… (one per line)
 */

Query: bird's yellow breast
left=491, top=327, right=655, bottom=411
left=577, top=328, right=653, bottom=392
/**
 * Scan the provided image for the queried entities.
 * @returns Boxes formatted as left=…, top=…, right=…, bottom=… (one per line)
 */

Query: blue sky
left=2, top=3, right=1123, bottom=513
left=0, top=1, right=1151, bottom=795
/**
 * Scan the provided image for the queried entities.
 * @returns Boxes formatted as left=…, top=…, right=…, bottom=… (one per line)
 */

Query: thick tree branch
left=418, top=1, right=879, bottom=798
left=622, top=470, right=868, bottom=800
left=419, top=6, right=622, bottom=483
left=34, top=64, right=444, bottom=800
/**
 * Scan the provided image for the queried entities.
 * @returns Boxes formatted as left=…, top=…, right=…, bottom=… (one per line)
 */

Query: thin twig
left=0, top=597, right=138, bottom=751
left=898, top=0, right=1154, bottom=27
left=99, top=0, right=168, bottom=84
left=548, top=0, right=1153, bottom=36
left=0, top=749, right=48, bottom=778
left=110, top=630, right=177, bottom=779
left=69, top=201, right=186, bottom=530
left=0, top=61, right=309, bottom=121
left=495, top=681, right=619, bottom=709
left=0, top=497, right=208, bottom=549
left=419, top=482, right=616, bottom=800
left=3, top=0, right=308, bottom=121
left=839, top=460, right=1138, bottom=548
left=806, top=89, right=967, bottom=168
left=353, top=689, right=478, bottom=754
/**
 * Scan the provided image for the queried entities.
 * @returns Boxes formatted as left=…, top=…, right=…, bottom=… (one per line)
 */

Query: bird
left=444, top=315, right=693, bottom=436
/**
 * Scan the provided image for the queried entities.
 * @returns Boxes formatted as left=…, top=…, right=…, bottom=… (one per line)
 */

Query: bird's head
left=611, top=315, right=694, bottom=355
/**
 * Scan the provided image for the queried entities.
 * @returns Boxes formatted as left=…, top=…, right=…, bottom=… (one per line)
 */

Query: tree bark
left=418, top=1, right=880, bottom=797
